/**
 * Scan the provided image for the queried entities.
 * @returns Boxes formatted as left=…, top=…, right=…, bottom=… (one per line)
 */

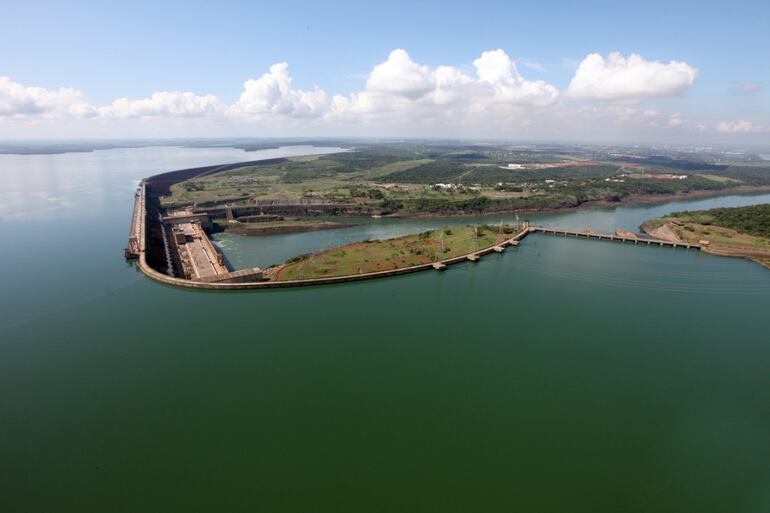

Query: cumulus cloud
left=716, top=120, right=769, bottom=133
left=0, top=76, right=94, bottom=117
left=10, top=49, right=765, bottom=142
left=328, top=48, right=558, bottom=123
left=365, top=49, right=434, bottom=99
left=567, top=52, right=697, bottom=101
left=432, top=65, right=479, bottom=105
left=668, top=113, right=684, bottom=127
left=643, top=109, right=662, bottom=119
left=473, top=50, right=559, bottom=107
left=98, top=91, right=224, bottom=119
left=230, top=62, right=327, bottom=118
left=570, top=105, right=695, bottom=133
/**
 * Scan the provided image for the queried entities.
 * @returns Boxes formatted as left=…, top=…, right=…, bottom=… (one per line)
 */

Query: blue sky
left=1, top=0, right=768, bottom=143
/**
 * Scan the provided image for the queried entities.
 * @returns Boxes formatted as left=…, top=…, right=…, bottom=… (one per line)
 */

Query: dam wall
left=136, top=217, right=531, bottom=290
left=145, top=158, right=287, bottom=196
left=124, top=186, right=143, bottom=259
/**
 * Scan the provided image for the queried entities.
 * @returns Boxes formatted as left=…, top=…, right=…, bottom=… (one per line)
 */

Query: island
left=269, top=225, right=518, bottom=281
left=642, top=204, right=770, bottom=268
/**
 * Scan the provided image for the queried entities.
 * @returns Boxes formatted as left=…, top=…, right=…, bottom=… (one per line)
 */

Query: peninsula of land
left=642, top=203, right=770, bottom=268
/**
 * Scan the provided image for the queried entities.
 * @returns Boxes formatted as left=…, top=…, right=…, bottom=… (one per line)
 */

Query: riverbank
left=270, top=225, right=517, bottom=281
left=217, top=219, right=358, bottom=237
left=641, top=204, right=770, bottom=269
left=384, top=185, right=770, bottom=220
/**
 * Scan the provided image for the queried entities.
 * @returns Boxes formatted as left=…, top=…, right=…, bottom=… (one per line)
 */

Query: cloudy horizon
left=2, top=1, right=768, bottom=144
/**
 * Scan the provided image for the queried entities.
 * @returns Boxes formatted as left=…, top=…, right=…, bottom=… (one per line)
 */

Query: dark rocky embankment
left=222, top=222, right=357, bottom=237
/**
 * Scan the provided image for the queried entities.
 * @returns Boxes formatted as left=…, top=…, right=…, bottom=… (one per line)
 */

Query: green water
left=1, top=147, right=769, bottom=513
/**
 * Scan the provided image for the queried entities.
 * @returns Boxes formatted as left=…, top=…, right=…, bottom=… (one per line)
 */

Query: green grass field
left=159, top=146, right=770, bottom=214
left=664, top=204, right=770, bottom=238
left=670, top=222, right=770, bottom=248
left=364, top=159, right=434, bottom=178
left=648, top=204, right=770, bottom=268
left=696, top=174, right=743, bottom=183
left=274, top=225, right=514, bottom=280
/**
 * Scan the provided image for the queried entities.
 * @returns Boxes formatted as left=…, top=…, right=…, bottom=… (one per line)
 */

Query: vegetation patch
left=273, top=225, right=517, bottom=280
left=644, top=203, right=770, bottom=269
left=159, top=143, right=770, bottom=216
left=216, top=218, right=356, bottom=237
left=696, top=174, right=743, bottom=183
left=665, top=204, right=770, bottom=239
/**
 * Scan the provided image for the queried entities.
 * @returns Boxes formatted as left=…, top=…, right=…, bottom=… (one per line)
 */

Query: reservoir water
left=1, top=146, right=769, bottom=512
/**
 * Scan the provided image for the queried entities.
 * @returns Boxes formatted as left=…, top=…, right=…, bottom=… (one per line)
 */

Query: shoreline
left=269, top=225, right=515, bottom=281
left=136, top=206, right=531, bottom=290
left=220, top=222, right=358, bottom=237
left=382, top=185, right=770, bottom=220
left=640, top=218, right=770, bottom=270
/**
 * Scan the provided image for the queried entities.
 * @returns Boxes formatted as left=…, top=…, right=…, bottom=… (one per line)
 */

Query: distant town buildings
left=622, top=173, right=688, bottom=180
left=432, top=183, right=481, bottom=191
left=501, top=161, right=594, bottom=171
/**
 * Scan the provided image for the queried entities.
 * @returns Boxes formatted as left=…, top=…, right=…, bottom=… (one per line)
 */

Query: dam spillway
left=529, top=226, right=702, bottom=250
left=124, top=184, right=144, bottom=259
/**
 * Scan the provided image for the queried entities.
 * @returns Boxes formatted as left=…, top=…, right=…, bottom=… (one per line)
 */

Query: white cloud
left=328, top=48, right=559, bottom=124
left=365, top=49, right=435, bottom=99
left=8, top=48, right=768, bottom=143
left=668, top=113, right=684, bottom=127
left=0, top=76, right=94, bottom=117
left=643, top=110, right=662, bottom=119
left=432, top=65, right=478, bottom=106
left=230, top=63, right=327, bottom=118
left=98, top=91, right=224, bottom=119
left=716, top=120, right=769, bottom=133
left=567, top=52, right=697, bottom=101
left=570, top=105, right=695, bottom=133
left=473, top=50, right=559, bottom=107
